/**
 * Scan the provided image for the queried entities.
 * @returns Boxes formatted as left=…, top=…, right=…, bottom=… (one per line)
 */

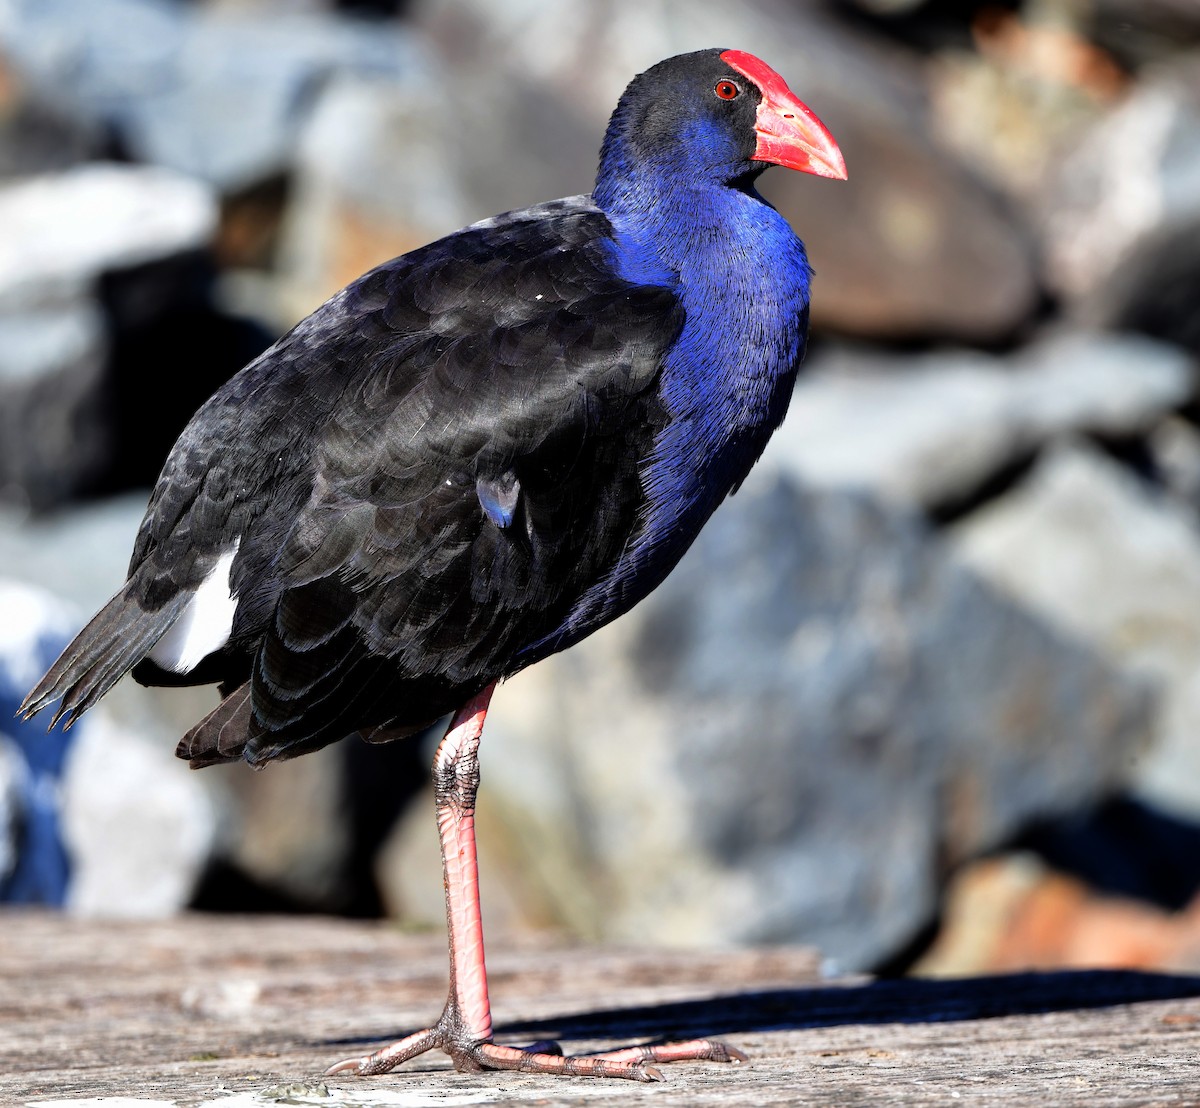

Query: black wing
left=28, top=197, right=685, bottom=761
left=233, top=208, right=684, bottom=764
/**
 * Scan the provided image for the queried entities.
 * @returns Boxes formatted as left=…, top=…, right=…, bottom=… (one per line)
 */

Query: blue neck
left=599, top=173, right=812, bottom=526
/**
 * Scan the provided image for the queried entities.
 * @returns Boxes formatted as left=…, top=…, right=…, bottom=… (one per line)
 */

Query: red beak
left=721, top=50, right=847, bottom=181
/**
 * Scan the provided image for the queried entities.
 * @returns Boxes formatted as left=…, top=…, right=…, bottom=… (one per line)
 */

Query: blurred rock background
left=2, top=0, right=1200, bottom=979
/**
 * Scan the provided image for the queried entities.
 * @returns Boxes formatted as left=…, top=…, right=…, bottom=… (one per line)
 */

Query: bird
left=22, top=47, right=845, bottom=1082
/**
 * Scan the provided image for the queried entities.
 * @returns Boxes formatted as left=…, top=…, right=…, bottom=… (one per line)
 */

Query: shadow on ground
left=323, top=970, right=1200, bottom=1051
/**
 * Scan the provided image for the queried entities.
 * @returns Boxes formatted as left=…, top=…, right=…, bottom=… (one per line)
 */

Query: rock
left=768, top=331, right=1195, bottom=511
left=1037, top=57, right=1200, bottom=351
left=0, top=493, right=153, bottom=613
left=61, top=710, right=217, bottom=917
left=0, top=53, right=105, bottom=180
left=458, top=470, right=1152, bottom=972
left=0, top=581, right=77, bottom=904
left=916, top=852, right=1200, bottom=976
left=0, top=304, right=108, bottom=508
left=1150, top=415, right=1200, bottom=511
left=0, top=0, right=419, bottom=192
left=762, top=106, right=1036, bottom=341
left=0, top=163, right=216, bottom=309
left=409, top=0, right=1039, bottom=341
left=1088, top=1, right=1200, bottom=68
left=203, top=747, right=352, bottom=910
left=0, top=163, right=237, bottom=506
left=954, top=441, right=1200, bottom=822
left=927, top=7, right=1125, bottom=202
left=277, top=65, right=473, bottom=320
left=0, top=578, right=216, bottom=915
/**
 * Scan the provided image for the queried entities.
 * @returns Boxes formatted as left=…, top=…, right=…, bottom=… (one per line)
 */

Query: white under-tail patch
left=148, top=542, right=240, bottom=673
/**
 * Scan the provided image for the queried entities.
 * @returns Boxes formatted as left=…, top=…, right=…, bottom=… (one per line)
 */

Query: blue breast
left=545, top=180, right=812, bottom=648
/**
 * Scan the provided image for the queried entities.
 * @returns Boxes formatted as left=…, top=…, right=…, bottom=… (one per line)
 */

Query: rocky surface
left=0, top=0, right=419, bottom=192
left=0, top=54, right=104, bottom=180
left=277, top=63, right=471, bottom=320
left=954, top=442, right=1200, bottom=821
left=1089, top=0, right=1200, bottom=67
left=0, top=164, right=216, bottom=306
left=60, top=708, right=216, bottom=917
left=772, top=331, right=1195, bottom=511
left=0, top=494, right=156, bottom=615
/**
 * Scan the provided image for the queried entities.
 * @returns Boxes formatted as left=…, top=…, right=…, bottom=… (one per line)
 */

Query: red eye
left=715, top=79, right=740, bottom=101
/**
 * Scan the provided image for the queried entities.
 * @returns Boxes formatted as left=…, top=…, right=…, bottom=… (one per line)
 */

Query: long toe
left=324, top=1031, right=725, bottom=1082
left=474, top=1042, right=663, bottom=1081
left=325, top=1027, right=440, bottom=1076
left=586, top=1038, right=749, bottom=1065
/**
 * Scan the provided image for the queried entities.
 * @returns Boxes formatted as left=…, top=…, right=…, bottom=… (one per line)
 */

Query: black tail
left=20, top=589, right=187, bottom=730
left=175, top=681, right=253, bottom=768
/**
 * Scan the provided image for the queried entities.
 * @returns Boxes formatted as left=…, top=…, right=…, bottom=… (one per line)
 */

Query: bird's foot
left=325, top=1024, right=747, bottom=1082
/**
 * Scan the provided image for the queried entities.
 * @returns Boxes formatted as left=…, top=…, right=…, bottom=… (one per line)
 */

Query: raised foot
left=325, top=1029, right=747, bottom=1082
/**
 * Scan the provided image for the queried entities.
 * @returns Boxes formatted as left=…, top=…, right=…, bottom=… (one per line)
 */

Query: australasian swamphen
left=22, top=48, right=845, bottom=1081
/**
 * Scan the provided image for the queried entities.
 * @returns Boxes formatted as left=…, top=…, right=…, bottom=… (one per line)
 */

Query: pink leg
left=325, top=684, right=745, bottom=1083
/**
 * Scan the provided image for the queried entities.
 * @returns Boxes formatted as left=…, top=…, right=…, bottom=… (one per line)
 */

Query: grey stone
left=954, top=441, right=1200, bottom=822
left=1150, top=415, right=1200, bottom=510
left=0, top=494, right=151, bottom=613
left=59, top=707, right=217, bottom=917
left=0, top=164, right=216, bottom=507
left=0, top=0, right=419, bottom=192
left=0, top=736, right=18, bottom=887
left=277, top=65, right=473, bottom=320
left=1038, top=57, right=1200, bottom=350
left=208, top=745, right=353, bottom=909
left=473, top=470, right=1150, bottom=971
left=0, top=164, right=216, bottom=310
left=0, top=306, right=108, bottom=508
left=768, top=331, right=1195, bottom=509
left=0, top=54, right=104, bottom=181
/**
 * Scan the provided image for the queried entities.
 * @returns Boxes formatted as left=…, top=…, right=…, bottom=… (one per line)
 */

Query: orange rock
left=916, top=853, right=1200, bottom=976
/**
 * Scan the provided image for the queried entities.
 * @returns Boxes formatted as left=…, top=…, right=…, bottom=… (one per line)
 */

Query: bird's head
left=596, top=48, right=846, bottom=206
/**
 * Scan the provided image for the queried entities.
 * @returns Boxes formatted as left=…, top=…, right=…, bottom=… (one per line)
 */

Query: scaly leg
left=326, top=683, right=745, bottom=1082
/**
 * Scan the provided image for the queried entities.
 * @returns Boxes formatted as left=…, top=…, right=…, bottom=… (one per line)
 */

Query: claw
left=324, top=1057, right=364, bottom=1077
